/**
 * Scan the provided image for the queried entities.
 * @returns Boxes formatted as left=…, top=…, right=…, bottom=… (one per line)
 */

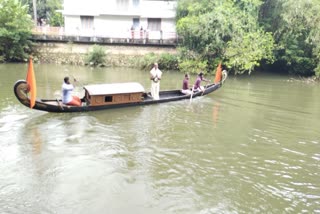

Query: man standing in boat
left=150, top=62, right=162, bottom=100
left=62, top=76, right=81, bottom=106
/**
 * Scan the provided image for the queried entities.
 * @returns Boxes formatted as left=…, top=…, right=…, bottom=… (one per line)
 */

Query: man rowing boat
left=193, top=72, right=210, bottom=92
left=62, top=76, right=81, bottom=106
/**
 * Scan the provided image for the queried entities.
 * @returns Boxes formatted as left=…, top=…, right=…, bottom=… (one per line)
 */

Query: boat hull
left=14, top=80, right=223, bottom=113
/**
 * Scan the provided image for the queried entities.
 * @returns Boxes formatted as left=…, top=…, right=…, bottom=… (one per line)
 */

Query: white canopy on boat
left=84, top=82, right=145, bottom=95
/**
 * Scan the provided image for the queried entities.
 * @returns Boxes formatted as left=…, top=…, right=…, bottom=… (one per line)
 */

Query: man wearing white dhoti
left=149, top=63, right=162, bottom=100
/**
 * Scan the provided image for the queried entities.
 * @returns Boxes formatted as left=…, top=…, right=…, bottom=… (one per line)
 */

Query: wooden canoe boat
left=14, top=62, right=227, bottom=113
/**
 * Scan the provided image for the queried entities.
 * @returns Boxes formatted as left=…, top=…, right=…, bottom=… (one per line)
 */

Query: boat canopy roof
left=84, top=82, right=145, bottom=95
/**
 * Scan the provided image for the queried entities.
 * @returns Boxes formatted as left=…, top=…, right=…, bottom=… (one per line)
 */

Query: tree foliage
left=20, top=0, right=64, bottom=26
left=136, top=53, right=179, bottom=71
left=0, top=0, right=33, bottom=62
left=225, top=30, right=274, bottom=74
left=261, top=0, right=320, bottom=77
left=176, top=0, right=320, bottom=76
left=176, top=0, right=275, bottom=74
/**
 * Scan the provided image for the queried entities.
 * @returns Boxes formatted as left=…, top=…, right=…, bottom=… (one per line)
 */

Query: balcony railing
left=32, top=26, right=178, bottom=46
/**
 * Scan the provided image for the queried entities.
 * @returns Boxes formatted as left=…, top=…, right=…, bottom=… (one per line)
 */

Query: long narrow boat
left=14, top=62, right=227, bottom=113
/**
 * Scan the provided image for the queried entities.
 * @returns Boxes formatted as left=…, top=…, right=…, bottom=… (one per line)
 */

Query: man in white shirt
left=149, top=63, right=162, bottom=100
left=62, top=76, right=81, bottom=106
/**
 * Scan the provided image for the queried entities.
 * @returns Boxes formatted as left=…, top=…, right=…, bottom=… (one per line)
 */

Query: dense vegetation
left=176, top=0, right=320, bottom=77
left=0, top=0, right=33, bottom=62
left=136, top=53, right=179, bottom=71
left=20, top=0, right=63, bottom=26
left=261, top=0, right=320, bottom=77
left=85, top=45, right=107, bottom=67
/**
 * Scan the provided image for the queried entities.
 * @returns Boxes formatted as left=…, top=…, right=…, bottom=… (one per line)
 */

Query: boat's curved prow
left=13, top=80, right=31, bottom=108
left=221, top=70, right=228, bottom=84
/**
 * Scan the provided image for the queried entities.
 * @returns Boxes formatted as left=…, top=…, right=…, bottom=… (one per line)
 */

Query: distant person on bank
left=62, top=76, right=81, bottom=106
left=150, top=63, right=162, bottom=100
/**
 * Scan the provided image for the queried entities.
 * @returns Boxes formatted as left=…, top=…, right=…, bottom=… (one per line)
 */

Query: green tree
left=176, top=0, right=275, bottom=74
left=0, top=0, right=33, bottom=62
left=20, top=0, right=64, bottom=26
left=260, top=0, right=320, bottom=77
left=44, top=0, right=63, bottom=26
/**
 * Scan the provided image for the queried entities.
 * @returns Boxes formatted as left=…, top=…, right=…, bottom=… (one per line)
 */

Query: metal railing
left=32, top=26, right=179, bottom=46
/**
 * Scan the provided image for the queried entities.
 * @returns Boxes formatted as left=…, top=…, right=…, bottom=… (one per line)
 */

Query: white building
left=62, top=0, right=177, bottom=39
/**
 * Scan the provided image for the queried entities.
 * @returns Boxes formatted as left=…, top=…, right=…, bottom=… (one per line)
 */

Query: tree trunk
left=32, top=0, right=37, bottom=25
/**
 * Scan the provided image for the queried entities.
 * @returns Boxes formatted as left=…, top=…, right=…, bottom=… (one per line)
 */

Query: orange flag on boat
left=26, top=57, right=37, bottom=108
left=214, top=62, right=222, bottom=83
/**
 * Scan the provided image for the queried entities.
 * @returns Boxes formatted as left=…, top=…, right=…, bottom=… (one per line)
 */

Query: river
left=0, top=63, right=319, bottom=213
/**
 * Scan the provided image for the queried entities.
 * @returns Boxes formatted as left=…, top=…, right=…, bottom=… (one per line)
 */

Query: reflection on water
left=0, top=64, right=319, bottom=213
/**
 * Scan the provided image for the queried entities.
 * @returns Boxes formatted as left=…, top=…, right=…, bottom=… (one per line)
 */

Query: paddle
left=56, top=98, right=64, bottom=110
left=201, top=81, right=210, bottom=96
left=189, top=85, right=194, bottom=103
left=72, top=75, right=84, bottom=88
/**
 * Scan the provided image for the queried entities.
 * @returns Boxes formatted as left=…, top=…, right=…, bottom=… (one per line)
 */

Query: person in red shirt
left=181, top=74, right=192, bottom=95
left=194, top=72, right=210, bottom=92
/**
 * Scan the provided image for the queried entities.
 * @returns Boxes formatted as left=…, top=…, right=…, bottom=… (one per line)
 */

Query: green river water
left=0, top=63, right=319, bottom=213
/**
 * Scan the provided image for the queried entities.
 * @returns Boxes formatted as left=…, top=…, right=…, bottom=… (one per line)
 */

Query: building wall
left=63, top=0, right=177, bottom=38
left=140, top=1, right=176, bottom=18
left=64, top=16, right=81, bottom=35
left=94, top=16, right=133, bottom=38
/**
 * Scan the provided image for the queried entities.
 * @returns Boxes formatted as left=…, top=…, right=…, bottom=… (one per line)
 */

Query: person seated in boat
left=62, top=76, right=81, bottom=106
left=193, top=72, right=210, bottom=92
left=181, top=74, right=192, bottom=95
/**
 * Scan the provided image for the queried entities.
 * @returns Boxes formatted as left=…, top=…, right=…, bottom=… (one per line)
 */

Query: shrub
left=287, top=58, right=315, bottom=76
left=138, top=53, right=158, bottom=70
left=85, top=45, right=107, bottom=67
left=157, top=53, right=179, bottom=70
left=138, top=52, right=179, bottom=70
left=178, top=59, right=207, bottom=74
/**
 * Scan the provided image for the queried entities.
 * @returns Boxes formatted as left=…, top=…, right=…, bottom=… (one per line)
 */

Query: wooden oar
left=56, top=98, right=64, bottom=110
left=201, top=81, right=210, bottom=96
left=189, top=86, right=194, bottom=103
left=72, top=75, right=84, bottom=88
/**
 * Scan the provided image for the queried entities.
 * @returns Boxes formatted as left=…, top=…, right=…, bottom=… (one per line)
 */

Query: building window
left=105, top=96, right=113, bottom=102
left=133, top=18, right=140, bottom=29
left=133, top=0, right=139, bottom=8
left=117, top=0, right=129, bottom=10
left=147, top=18, right=161, bottom=31
left=80, top=16, right=94, bottom=29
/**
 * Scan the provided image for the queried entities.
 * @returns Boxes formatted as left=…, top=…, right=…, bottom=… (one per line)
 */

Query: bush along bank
left=33, top=44, right=320, bottom=81
left=33, top=43, right=220, bottom=74
left=34, top=52, right=163, bottom=68
left=35, top=47, right=180, bottom=70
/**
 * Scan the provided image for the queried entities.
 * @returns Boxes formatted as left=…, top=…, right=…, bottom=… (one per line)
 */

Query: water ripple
left=1, top=72, right=320, bottom=213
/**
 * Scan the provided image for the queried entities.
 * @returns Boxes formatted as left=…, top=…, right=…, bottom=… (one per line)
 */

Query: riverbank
left=33, top=42, right=320, bottom=82
left=35, top=42, right=177, bottom=66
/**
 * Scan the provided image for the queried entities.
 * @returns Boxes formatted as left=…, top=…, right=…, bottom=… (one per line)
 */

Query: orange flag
left=214, top=62, right=222, bottom=83
left=26, top=57, right=37, bottom=108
